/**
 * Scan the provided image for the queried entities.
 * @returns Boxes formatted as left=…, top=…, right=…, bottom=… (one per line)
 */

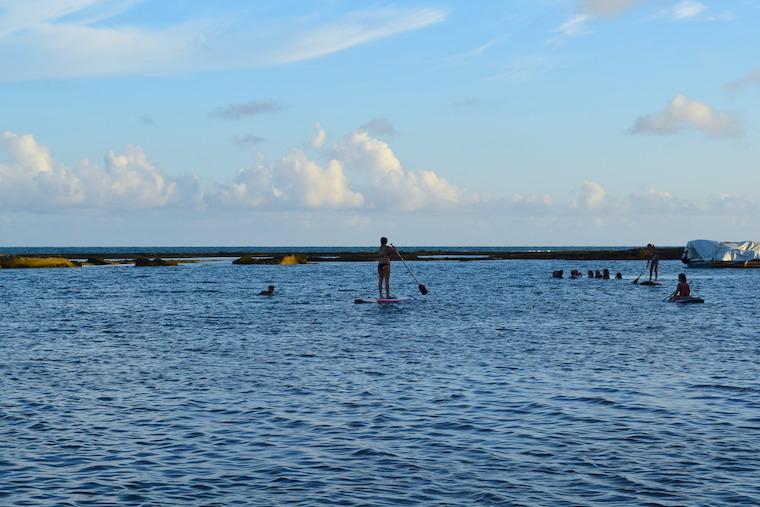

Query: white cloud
left=311, top=123, right=327, bottom=149
left=556, top=14, right=591, bottom=38
left=573, top=181, right=606, bottom=210
left=0, top=2, right=446, bottom=82
left=275, top=150, right=363, bottom=209
left=266, top=8, right=446, bottom=65
left=0, top=131, right=184, bottom=209
left=335, top=130, right=467, bottom=211
left=670, top=1, right=707, bottom=19
left=630, top=94, right=743, bottom=138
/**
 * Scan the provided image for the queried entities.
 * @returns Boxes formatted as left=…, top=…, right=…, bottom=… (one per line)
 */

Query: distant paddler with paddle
left=376, top=237, right=429, bottom=299
left=646, top=243, right=660, bottom=283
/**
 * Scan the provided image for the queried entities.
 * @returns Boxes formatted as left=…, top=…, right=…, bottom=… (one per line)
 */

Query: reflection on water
left=1, top=260, right=758, bottom=505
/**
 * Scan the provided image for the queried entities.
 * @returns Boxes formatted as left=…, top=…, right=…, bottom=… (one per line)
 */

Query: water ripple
left=1, top=260, right=759, bottom=505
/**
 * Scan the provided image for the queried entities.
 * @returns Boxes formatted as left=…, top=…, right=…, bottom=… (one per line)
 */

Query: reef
left=233, top=254, right=308, bottom=265
left=0, top=255, right=79, bottom=269
left=134, top=257, right=180, bottom=267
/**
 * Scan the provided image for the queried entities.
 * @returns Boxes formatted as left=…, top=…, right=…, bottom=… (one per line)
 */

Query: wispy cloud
left=630, top=94, right=743, bottom=138
left=725, top=68, right=760, bottom=93
left=233, top=135, right=266, bottom=147
left=264, top=8, right=447, bottom=65
left=656, top=1, right=707, bottom=20
left=212, top=101, right=284, bottom=120
left=0, top=2, right=446, bottom=82
left=554, top=0, right=639, bottom=40
left=447, top=37, right=499, bottom=61
left=358, top=118, right=396, bottom=136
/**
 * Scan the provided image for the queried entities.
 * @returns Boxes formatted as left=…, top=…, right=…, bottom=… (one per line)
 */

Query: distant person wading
left=378, top=237, right=397, bottom=299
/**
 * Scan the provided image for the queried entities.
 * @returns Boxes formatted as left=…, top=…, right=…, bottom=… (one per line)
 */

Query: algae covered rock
left=134, top=257, right=180, bottom=267
left=0, top=255, right=78, bottom=269
left=233, top=254, right=308, bottom=265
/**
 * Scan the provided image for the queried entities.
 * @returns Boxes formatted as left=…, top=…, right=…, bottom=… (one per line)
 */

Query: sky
left=1, top=0, right=759, bottom=246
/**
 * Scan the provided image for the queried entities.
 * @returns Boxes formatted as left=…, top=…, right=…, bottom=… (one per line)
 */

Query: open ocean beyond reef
left=1, top=256, right=759, bottom=506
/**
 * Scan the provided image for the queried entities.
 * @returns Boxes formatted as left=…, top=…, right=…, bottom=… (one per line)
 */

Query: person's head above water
left=380, top=237, right=388, bottom=246
left=268, top=285, right=275, bottom=291
left=678, top=273, right=687, bottom=283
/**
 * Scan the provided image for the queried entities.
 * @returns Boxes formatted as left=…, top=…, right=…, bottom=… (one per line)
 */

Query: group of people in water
left=549, top=244, right=695, bottom=301
left=553, top=269, right=623, bottom=280
left=261, top=238, right=695, bottom=301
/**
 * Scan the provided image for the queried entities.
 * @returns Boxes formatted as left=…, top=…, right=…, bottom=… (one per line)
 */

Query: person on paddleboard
left=672, top=273, right=691, bottom=300
left=378, top=237, right=397, bottom=299
left=647, top=244, right=659, bottom=282
left=259, top=285, right=275, bottom=296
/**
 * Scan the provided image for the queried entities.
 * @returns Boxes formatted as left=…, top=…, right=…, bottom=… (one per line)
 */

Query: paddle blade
left=418, top=284, right=429, bottom=295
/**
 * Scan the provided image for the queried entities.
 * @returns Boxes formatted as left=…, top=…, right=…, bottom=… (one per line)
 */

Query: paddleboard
left=667, top=296, right=704, bottom=304
left=354, top=297, right=409, bottom=304
left=638, top=281, right=663, bottom=286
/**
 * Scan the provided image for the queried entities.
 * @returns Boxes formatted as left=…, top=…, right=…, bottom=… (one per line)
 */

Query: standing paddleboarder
left=647, top=244, right=659, bottom=282
left=378, top=237, right=397, bottom=299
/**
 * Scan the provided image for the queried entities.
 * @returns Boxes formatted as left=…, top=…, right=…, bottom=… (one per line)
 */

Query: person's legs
left=378, top=266, right=384, bottom=297
left=654, top=263, right=659, bottom=281
left=383, top=266, right=391, bottom=298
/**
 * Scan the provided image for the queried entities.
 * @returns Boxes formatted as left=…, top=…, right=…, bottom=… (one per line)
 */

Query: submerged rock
left=87, top=258, right=112, bottom=265
left=134, top=257, right=180, bottom=267
left=0, top=255, right=78, bottom=269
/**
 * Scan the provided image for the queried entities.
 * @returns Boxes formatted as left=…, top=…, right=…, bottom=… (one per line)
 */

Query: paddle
left=391, top=244, right=429, bottom=295
left=632, top=265, right=647, bottom=284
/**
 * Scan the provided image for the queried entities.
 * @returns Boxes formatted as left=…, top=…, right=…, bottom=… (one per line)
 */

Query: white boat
left=682, top=239, right=760, bottom=268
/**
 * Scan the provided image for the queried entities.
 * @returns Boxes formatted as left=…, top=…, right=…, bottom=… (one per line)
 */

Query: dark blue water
left=2, top=259, right=758, bottom=506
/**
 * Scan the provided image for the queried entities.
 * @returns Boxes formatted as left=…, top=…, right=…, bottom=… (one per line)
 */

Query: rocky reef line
left=2, top=247, right=684, bottom=267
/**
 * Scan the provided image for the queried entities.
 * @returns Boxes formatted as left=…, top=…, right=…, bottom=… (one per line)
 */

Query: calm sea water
left=2, top=259, right=758, bottom=506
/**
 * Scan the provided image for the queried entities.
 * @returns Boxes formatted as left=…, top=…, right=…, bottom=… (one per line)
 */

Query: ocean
left=1, top=257, right=758, bottom=505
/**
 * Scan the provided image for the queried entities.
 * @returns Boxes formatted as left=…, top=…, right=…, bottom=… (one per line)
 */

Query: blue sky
left=1, top=0, right=759, bottom=246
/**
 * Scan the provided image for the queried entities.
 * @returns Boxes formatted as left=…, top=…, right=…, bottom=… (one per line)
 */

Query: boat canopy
left=683, top=239, right=760, bottom=263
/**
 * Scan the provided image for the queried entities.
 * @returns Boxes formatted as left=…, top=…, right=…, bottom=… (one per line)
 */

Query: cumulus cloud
left=335, top=130, right=466, bottom=211
left=215, top=150, right=363, bottom=210
left=311, top=123, right=327, bottom=149
left=217, top=127, right=469, bottom=212
left=0, top=131, right=186, bottom=210
left=573, top=181, right=606, bottom=210
left=630, top=94, right=743, bottom=138
left=212, top=100, right=284, bottom=120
